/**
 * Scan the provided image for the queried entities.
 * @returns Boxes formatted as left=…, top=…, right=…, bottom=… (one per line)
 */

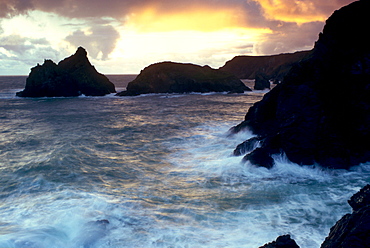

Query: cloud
left=0, top=0, right=360, bottom=75
left=251, top=0, right=357, bottom=23
left=65, top=24, right=120, bottom=60
left=254, top=21, right=325, bottom=54
left=0, top=0, right=33, bottom=17
left=0, top=35, right=49, bottom=55
left=0, top=33, right=63, bottom=74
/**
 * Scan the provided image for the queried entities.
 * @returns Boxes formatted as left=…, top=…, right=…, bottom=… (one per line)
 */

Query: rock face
left=16, top=47, right=116, bottom=97
left=116, top=62, right=251, bottom=96
left=259, top=185, right=370, bottom=248
left=232, top=0, right=370, bottom=169
left=321, top=184, right=370, bottom=248
left=220, top=51, right=311, bottom=82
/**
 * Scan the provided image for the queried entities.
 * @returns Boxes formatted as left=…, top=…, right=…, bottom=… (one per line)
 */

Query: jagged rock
left=116, top=62, right=251, bottom=96
left=233, top=137, right=260, bottom=156
left=16, top=47, right=115, bottom=97
left=321, top=184, right=370, bottom=248
left=259, top=235, right=300, bottom=248
left=220, top=51, right=311, bottom=82
left=232, top=0, right=370, bottom=169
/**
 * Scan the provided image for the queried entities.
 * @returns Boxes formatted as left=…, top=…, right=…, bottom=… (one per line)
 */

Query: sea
left=0, top=75, right=369, bottom=248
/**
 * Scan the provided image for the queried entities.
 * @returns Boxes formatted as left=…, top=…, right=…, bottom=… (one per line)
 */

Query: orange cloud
left=252, top=0, right=355, bottom=23
left=126, top=5, right=248, bottom=32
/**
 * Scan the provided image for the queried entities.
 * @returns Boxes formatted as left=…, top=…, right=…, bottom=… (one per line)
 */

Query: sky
left=0, top=0, right=357, bottom=75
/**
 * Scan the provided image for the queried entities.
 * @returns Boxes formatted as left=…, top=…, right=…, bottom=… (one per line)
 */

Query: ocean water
left=0, top=75, right=369, bottom=248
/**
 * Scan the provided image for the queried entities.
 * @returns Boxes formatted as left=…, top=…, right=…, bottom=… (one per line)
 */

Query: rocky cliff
left=16, top=47, right=115, bottom=97
left=116, top=62, right=251, bottom=96
left=232, top=0, right=370, bottom=169
left=220, top=51, right=311, bottom=82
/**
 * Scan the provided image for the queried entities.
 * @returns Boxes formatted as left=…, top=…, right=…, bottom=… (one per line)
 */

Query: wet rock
left=116, top=62, right=251, bottom=96
left=16, top=47, right=115, bottom=97
left=348, top=185, right=370, bottom=211
left=259, top=235, right=300, bottom=248
left=233, top=137, right=260, bottom=156
left=232, top=0, right=370, bottom=169
left=321, top=184, right=370, bottom=248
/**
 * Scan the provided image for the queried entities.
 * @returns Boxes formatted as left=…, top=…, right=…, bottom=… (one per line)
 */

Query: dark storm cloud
left=65, top=24, right=120, bottom=60
left=0, top=0, right=248, bottom=19
left=0, top=0, right=357, bottom=20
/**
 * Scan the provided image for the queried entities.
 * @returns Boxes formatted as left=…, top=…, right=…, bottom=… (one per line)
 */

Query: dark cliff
left=116, top=62, right=251, bottom=96
left=16, top=47, right=116, bottom=97
left=232, top=0, right=370, bottom=169
left=220, top=51, right=311, bottom=82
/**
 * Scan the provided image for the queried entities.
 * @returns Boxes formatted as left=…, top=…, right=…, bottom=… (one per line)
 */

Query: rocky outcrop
left=220, top=51, right=311, bottom=82
left=232, top=0, right=370, bottom=169
left=259, top=185, right=370, bottom=248
left=116, top=62, right=251, bottom=96
left=16, top=47, right=115, bottom=97
left=254, top=73, right=271, bottom=90
left=321, top=184, right=370, bottom=248
left=259, top=235, right=299, bottom=248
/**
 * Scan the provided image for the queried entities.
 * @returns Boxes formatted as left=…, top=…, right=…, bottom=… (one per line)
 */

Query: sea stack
left=116, top=62, right=251, bottom=96
left=232, top=0, right=370, bottom=169
left=16, top=47, right=116, bottom=97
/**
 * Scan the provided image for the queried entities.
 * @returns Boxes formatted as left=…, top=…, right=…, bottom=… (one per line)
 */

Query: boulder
left=232, top=0, right=370, bottom=169
left=116, top=62, right=251, bottom=96
left=16, top=47, right=116, bottom=97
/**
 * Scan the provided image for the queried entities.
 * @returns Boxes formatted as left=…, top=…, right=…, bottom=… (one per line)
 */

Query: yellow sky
left=0, top=0, right=357, bottom=75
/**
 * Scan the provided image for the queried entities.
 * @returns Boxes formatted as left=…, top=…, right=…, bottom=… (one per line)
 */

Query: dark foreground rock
left=16, top=47, right=115, bottom=97
left=220, top=51, right=311, bottom=83
left=321, top=184, right=370, bottom=248
left=259, top=235, right=299, bottom=248
left=116, top=62, right=251, bottom=96
left=259, top=185, right=370, bottom=248
left=232, top=0, right=370, bottom=169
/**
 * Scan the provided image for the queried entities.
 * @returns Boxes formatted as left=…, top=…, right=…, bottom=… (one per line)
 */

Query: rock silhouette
left=116, top=62, right=251, bottom=96
left=232, top=0, right=370, bottom=169
left=16, top=47, right=115, bottom=97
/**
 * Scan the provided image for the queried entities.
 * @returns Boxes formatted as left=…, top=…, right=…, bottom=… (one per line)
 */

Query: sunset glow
left=0, top=0, right=357, bottom=75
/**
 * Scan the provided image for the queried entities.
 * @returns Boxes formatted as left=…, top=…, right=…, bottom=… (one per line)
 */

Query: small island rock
left=116, top=62, right=251, bottom=96
left=16, top=47, right=115, bottom=97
